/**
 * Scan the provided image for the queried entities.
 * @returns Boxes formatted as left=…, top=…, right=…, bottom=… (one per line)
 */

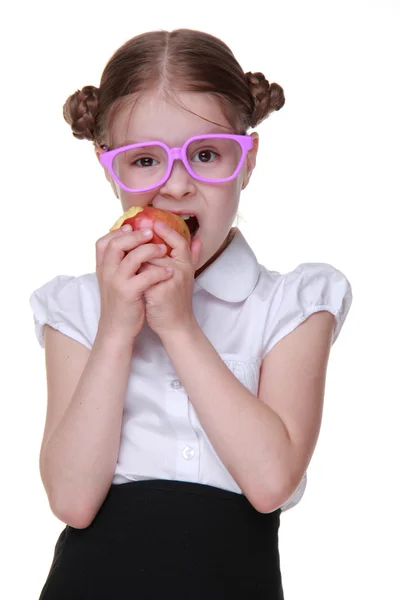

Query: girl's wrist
left=158, top=316, right=200, bottom=347
left=96, top=319, right=137, bottom=352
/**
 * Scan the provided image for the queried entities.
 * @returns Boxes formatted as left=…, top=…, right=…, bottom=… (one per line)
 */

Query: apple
left=110, top=206, right=191, bottom=256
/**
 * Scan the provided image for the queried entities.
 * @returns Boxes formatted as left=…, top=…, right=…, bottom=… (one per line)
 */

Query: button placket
left=166, top=377, right=199, bottom=478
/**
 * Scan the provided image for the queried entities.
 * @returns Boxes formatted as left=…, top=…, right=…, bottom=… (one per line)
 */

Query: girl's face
left=98, top=91, right=259, bottom=271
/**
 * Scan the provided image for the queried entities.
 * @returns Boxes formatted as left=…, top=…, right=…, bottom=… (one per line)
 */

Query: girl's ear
left=94, top=144, right=108, bottom=170
left=242, top=132, right=259, bottom=190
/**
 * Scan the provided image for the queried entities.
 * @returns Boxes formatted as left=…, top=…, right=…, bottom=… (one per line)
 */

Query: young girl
left=30, top=29, right=352, bottom=599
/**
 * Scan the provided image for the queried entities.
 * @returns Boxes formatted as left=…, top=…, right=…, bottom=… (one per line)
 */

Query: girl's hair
left=63, top=29, right=285, bottom=145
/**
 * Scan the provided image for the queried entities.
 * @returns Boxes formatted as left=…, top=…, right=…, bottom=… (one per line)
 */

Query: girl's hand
left=138, top=220, right=202, bottom=339
left=95, top=225, right=173, bottom=344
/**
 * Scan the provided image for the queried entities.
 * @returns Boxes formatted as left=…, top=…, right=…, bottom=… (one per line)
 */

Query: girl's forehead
left=109, top=91, right=234, bottom=147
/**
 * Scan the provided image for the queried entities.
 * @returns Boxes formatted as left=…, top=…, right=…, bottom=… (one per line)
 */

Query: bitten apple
left=110, top=206, right=191, bottom=256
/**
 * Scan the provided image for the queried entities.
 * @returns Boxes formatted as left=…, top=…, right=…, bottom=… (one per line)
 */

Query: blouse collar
left=194, top=228, right=260, bottom=303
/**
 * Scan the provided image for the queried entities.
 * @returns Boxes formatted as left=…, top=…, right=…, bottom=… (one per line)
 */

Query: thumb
left=191, top=239, right=203, bottom=269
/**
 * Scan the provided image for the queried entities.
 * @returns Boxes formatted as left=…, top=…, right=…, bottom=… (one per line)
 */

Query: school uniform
left=29, top=227, right=352, bottom=599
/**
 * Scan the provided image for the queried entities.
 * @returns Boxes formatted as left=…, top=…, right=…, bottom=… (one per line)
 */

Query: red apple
left=110, top=206, right=191, bottom=256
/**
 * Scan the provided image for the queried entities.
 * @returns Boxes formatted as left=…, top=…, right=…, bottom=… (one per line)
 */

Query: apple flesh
left=110, top=206, right=191, bottom=256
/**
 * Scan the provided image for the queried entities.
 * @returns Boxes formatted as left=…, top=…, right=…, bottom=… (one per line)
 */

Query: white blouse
left=29, top=228, right=353, bottom=512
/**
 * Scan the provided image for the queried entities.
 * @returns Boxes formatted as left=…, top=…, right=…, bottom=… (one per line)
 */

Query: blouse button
left=182, top=446, right=195, bottom=460
left=170, top=379, right=183, bottom=390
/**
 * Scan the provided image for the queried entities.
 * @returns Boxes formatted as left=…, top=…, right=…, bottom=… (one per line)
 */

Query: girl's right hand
left=95, top=225, right=173, bottom=343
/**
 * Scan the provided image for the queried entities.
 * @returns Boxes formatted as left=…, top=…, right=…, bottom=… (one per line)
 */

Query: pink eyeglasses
left=100, top=134, right=253, bottom=193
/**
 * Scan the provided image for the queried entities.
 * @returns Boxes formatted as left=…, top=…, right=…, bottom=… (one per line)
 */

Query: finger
left=118, top=243, right=167, bottom=280
left=134, top=243, right=170, bottom=269
left=153, top=220, right=191, bottom=260
left=146, top=235, right=201, bottom=272
left=140, top=255, right=171, bottom=268
left=96, top=225, right=135, bottom=269
left=137, top=262, right=160, bottom=275
left=190, top=238, right=203, bottom=269
left=101, top=229, right=153, bottom=280
left=130, top=264, right=174, bottom=296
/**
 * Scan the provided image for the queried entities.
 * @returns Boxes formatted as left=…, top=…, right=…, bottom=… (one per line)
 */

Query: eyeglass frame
left=99, top=133, right=254, bottom=193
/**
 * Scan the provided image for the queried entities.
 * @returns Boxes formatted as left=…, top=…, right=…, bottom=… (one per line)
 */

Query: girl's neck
left=194, top=227, right=237, bottom=279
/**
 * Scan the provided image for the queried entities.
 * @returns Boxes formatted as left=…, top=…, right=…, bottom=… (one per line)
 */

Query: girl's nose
left=160, top=158, right=196, bottom=199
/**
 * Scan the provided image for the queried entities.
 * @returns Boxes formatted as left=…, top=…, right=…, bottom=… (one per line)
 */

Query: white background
left=1, top=1, right=399, bottom=598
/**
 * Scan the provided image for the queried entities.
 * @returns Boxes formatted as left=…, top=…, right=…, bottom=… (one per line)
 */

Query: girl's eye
left=192, top=149, right=218, bottom=163
left=134, top=157, right=159, bottom=167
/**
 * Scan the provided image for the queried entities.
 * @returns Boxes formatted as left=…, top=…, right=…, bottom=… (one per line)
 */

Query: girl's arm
left=159, top=310, right=335, bottom=513
left=40, top=323, right=134, bottom=529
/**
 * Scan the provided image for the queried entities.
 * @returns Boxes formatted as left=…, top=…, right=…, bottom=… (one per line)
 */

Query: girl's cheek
left=120, top=190, right=155, bottom=211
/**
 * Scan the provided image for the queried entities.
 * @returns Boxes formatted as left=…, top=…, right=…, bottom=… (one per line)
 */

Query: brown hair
left=63, top=29, right=285, bottom=145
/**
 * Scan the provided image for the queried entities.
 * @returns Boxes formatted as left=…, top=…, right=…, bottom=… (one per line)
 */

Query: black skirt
left=38, top=479, right=284, bottom=599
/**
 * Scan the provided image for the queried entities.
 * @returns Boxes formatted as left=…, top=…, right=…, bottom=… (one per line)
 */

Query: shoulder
left=258, top=261, right=351, bottom=290
left=29, top=272, right=100, bottom=313
left=29, top=272, right=100, bottom=349
left=258, top=262, right=353, bottom=356
left=30, top=271, right=98, bottom=298
left=281, top=262, right=352, bottom=325
left=282, top=261, right=351, bottom=289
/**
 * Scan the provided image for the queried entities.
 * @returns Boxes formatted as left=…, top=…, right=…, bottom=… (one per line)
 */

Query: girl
left=30, top=29, right=352, bottom=599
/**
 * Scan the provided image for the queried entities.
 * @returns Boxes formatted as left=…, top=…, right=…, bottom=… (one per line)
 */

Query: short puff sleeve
left=263, top=263, right=352, bottom=357
left=29, top=274, right=99, bottom=350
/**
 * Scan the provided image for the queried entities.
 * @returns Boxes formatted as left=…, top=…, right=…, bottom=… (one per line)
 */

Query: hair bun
left=63, top=85, right=100, bottom=141
left=245, top=72, right=285, bottom=128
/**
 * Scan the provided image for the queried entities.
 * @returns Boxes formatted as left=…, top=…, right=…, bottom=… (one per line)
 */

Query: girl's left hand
left=137, top=220, right=202, bottom=339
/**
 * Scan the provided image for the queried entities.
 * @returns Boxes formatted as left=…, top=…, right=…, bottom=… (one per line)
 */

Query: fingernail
left=142, top=228, right=152, bottom=236
left=121, top=224, right=132, bottom=231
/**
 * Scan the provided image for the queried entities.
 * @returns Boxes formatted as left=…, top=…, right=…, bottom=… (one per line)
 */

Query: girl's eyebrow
left=114, top=138, right=140, bottom=148
left=115, top=129, right=233, bottom=148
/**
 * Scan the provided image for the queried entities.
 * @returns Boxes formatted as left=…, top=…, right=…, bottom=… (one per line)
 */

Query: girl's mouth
left=148, top=204, right=199, bottom=239
left=186, top=215, right=200, bottom=239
